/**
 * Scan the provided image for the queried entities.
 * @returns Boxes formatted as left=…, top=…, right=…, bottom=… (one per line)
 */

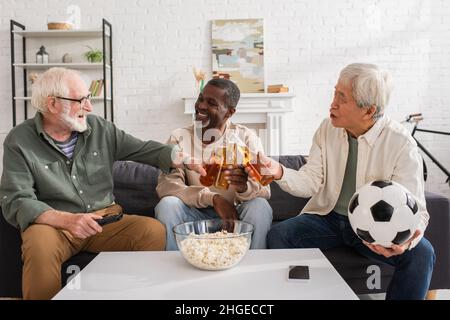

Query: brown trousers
left=21, top=204, right=166, bottom=300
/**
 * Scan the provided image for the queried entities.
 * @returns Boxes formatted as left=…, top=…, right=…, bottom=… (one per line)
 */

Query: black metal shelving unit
left=10, top=19, right=114, bottom=126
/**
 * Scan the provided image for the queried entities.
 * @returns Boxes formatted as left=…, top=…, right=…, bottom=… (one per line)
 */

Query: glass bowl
left=173, top=219, right=254, bottom=271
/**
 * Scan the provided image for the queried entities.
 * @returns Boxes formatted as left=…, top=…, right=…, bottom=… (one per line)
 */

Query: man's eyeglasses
left=55, top=93, right=92, bottom=107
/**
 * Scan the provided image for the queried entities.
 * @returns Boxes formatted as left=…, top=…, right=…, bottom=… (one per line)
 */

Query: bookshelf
left=10, top=19, right=114, bottom=126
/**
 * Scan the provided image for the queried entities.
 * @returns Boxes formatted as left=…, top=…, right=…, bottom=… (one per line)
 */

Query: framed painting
left=212, top=19, right=264, bottom=93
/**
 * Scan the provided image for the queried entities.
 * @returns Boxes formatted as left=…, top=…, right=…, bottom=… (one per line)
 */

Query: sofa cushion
left=112, top=156, right=310, bottom=221
left=269, top=155, right=310, bottom=221
left=113, top=161, right=161, bottom=217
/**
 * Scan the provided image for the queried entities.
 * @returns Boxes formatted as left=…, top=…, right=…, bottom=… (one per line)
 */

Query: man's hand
left=363, top=230, right=421, bottom=258
left=244, top=152, right=283, bottom=182
left=35, top=210, right=103, bottom=239
left=62, top=213, right=104, bottom=239
left=172, top=151, right=206, bottom=176
left=223, top=165, right=248, bottom=193
left=213, top=194, right=238, bottom=221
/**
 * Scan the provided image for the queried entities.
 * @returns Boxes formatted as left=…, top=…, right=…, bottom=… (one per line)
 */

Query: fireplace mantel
left=183, top=93, right=295, bottom=155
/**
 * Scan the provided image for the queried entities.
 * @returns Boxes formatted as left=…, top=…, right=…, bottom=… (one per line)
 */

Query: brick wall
left=0, top=0, right=449, bottom=197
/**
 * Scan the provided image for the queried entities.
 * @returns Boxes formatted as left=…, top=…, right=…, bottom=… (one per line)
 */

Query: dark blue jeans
left=267, top=212, right=435, bottom=300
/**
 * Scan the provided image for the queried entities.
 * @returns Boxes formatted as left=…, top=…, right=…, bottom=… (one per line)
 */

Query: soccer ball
left=348, top=180, right=420, bottom=247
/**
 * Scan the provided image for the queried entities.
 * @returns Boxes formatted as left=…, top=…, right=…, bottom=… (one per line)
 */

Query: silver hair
left=31, top=67, right=80, bottom=113
left=339, top=63, right=393, bottom=119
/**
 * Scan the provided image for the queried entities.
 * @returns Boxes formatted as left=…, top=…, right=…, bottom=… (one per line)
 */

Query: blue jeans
left=155, top=196, right=273, bottom=250
left=267, top=212, right=435, bottom=300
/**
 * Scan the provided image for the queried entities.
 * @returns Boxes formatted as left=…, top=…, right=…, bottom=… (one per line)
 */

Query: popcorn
left=179, top=230, right=249, bottom=270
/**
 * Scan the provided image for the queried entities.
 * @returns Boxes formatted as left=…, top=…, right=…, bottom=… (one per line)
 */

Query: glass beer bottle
left=199, top=147, right=231, bottom=189
left=237, top=145, right=274, bottom=186
left=199, top=139, right=274, bottom=188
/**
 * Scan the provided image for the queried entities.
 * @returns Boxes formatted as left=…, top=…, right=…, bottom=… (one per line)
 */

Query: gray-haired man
left=249, top=63, right=435, bottom=300
left=0, top=67, right=205, bottom=299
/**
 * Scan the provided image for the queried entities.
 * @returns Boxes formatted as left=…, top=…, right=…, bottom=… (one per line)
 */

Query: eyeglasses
left=55, top=93, right=92, bottom=108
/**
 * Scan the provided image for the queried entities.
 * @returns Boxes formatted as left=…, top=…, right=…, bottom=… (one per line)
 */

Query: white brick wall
left=0, top=0, right=449, bottom=197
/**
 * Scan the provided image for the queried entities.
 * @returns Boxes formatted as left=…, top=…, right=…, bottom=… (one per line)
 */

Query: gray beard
left=61, top=107, right=87, bottom=133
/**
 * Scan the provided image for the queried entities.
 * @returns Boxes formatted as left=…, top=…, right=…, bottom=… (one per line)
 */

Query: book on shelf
left=89, top=79, right=104, bottom=96
left=267, top=84, right=289, bottom=93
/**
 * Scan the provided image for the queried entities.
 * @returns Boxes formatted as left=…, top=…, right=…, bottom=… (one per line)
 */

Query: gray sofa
left=1, top=156, right=449, bottom=298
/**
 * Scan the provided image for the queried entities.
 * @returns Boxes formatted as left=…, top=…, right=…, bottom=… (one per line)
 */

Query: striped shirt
left=53, top=132, right=78, bottom=159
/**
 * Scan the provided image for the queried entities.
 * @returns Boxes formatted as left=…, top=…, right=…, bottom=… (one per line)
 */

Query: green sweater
left=333, top=135, right=358, bottom=216
left=0, top=113, right=175, bottom=231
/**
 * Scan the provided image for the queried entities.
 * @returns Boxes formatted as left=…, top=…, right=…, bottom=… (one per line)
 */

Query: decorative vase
left=62, top=53, right=72, bottom=63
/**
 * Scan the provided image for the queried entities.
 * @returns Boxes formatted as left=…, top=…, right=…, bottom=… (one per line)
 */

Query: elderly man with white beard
left=0, top=67, right=205, bottom=300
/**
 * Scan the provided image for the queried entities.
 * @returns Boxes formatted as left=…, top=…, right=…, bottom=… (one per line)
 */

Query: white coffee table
left=53, top=248, right=358, bottom=300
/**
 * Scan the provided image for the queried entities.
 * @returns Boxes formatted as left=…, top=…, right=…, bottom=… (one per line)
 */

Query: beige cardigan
left=276, top=116, right=429, bottom=249
left=156, top=122, right=270, bottom=207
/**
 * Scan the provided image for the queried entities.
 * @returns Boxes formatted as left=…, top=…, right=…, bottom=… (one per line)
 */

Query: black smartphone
left=97, top=213, right=123, bottom=226
left=288, top=265, right=310, bottom=281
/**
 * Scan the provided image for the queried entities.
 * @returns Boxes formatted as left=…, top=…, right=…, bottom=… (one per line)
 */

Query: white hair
left=339, top=63, right=393, bottom=119
left=31, top=67, right=80, bottom=113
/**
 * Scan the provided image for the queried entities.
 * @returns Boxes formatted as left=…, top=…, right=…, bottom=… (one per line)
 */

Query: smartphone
left=96, top=213, right=123, bottom=226
left=288, top=265, right=310, bottom=281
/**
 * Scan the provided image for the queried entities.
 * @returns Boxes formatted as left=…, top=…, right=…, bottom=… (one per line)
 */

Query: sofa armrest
left=424, top=191, right=450, bottom=289
left=0, top=208, right=23, bottom=297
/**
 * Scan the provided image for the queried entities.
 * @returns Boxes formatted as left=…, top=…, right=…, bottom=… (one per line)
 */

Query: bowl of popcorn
left=173, top=219, right=254, bottom=271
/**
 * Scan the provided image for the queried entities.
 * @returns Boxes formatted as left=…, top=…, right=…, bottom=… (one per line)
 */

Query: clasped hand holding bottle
left=199, top=143, right=276, bottom=189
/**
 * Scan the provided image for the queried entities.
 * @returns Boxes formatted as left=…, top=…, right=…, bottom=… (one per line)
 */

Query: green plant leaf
left=84, top=46, right=103, bottom=62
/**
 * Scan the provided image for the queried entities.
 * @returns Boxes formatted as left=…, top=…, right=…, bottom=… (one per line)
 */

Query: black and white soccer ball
left=348, top=180, right=420, bottom=247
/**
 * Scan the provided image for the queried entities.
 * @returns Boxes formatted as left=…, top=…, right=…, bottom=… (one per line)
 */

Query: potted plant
left=84, top=46, right=103, bottom=63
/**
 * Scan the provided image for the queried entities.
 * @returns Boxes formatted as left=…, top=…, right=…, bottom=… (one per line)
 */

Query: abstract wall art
left=212, top=19, right=264, bottom=93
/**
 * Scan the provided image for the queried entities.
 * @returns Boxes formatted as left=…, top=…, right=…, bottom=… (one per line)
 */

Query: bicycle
left=404, top=113, right=450, bottom=187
